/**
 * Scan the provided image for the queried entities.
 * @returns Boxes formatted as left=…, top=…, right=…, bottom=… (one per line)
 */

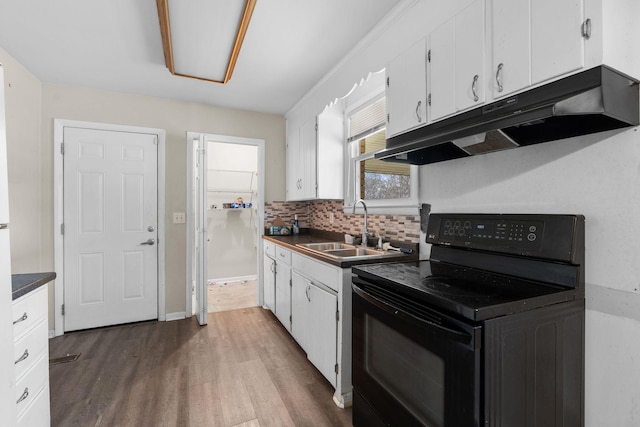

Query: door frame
left=186, top=133, right=265, bottom=320
left=53, top=119, right=166, bottom=337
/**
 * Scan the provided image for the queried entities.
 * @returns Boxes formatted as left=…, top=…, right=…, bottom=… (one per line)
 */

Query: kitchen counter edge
left=263, top=234, right=417, bottom=268
left=12, top=272, right=57, bottom=300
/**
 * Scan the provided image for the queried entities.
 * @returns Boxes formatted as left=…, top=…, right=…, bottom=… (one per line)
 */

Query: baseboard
left=165, top=312, right=187, bottom=321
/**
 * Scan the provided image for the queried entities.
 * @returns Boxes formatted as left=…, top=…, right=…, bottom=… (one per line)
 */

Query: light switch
left=173, top=212, right=186, bottom=224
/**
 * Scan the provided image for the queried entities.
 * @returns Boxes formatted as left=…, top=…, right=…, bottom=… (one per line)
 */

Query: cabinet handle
left=471, top=75, right=479, bottom=102
left=15, top=349, right=29, bottom=365
left=496, top=63, right=504, bottom=93
left=17, top=387, right=29, bottom=404
left=415, top=100, right=423, bottom=122
left=270, top=262, right=275, bottom=273
left=13, top=312, right=28, bottom=325
left=581, top=18, right=591, bottom=39
left=305, top=285, right=311, bottom=302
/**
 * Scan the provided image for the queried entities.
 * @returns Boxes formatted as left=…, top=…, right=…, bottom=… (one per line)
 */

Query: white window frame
left=343, top=92, right=420, bottom=216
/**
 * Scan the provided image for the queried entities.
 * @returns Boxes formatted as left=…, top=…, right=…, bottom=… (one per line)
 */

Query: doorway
left=186, top=133, right=265, bottom=325
left=53, top=120, right=166, bottom=336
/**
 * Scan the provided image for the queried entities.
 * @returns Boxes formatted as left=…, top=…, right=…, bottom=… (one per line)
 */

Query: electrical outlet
left=173, top=212, right=186, bottom=224
left=330, top=212, right=335, bottom=224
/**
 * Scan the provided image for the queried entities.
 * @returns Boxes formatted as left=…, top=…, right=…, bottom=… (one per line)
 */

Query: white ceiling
left=0, top=0, right=402, bottom=115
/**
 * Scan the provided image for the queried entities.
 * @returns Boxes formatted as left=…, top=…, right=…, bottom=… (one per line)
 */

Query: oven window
left=365, top=314, right=445, bottom=426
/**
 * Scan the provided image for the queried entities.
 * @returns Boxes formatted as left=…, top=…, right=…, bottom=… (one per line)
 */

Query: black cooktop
left=352, top=260, right=581, bottom=321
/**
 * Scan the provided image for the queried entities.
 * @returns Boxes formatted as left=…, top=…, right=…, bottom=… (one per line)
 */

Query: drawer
left=17, top=386, right=50, bottom=427
left=12, top=286, right=47, bottom=339
left=276, top=246, right=291, bottom=265
left=14, top=319, right=48, bottom=380
left=15, top=353, right=48, bottom=419
left=264, top=240, right=275, bottom=258
left=292, top=252, right=340, bottom=292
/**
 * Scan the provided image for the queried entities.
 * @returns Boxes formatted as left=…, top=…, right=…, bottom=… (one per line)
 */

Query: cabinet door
left=316, top=105, right=344, bottom=199
left=492, top=0, right=531, bottom=98
left=275, top=263, right=291, bottom=332
left=386, top=38, right=428, bottom=137
left=429, top=18, right=456, bottom=121
left=291, top=272, right=310, bottom=353
left=531, top=0, right=584, bottom=85
left=299, top=118, right=317, bottom=200
left=307, top=283, right=338, bottom=387
left=455, top=0, right=485, bottom=111
left=286, top=122, right=303, bottom=201
left=263, top=255, right=276, bottom=311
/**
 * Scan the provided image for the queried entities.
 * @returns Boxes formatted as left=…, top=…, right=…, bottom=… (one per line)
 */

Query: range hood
left=377, top=66, right=639, bottom=165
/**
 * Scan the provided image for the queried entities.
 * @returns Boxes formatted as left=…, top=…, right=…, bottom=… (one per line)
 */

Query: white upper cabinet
left=491, top=0, right=585, bottom=99
left=491, top=0, right=531, bottom=98
left=428, top=19, right=456, bottom=121
left=0, top=65, right=9, bottom=224
left=429, top=0, right=485, bottom=122
left=286, top=118, right=317, bottom=201
left=385, top=38, right=428, bottom=138
left=530, top=0, right=584, bottom=85
left=455, top=0, right=486, bottom=111
left=286, top=104, right=343, bottom=202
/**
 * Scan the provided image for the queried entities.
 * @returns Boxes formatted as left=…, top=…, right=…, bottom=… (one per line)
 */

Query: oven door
left=352, top=277, right=482, bottom=427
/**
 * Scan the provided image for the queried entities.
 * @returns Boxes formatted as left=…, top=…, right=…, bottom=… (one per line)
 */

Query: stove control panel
left=426, top=213, right=584, bottom=262
left=440, top=218, right=543, bottom=245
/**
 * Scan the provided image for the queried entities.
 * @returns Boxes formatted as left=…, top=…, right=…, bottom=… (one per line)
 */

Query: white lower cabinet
left=263, top=239, right=353, bottom=408
left=263, top=241, right=276, bottom=311
left=274, top=246, right=292, bottom=332
left=12, top=286, right=50, bottom=427
left=291, top=271, right=338, bottom=387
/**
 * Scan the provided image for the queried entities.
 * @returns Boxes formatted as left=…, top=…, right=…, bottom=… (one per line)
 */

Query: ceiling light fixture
left=156, top=0, right=257, bottom=84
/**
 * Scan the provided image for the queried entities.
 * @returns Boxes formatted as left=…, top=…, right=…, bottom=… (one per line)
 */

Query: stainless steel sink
left=297, top=242, right=354, bottom=251
left=295, top=242, right=401, bottom=261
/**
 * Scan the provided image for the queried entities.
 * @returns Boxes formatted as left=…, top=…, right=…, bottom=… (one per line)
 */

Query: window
left=345, top=91, right=418, bottom=213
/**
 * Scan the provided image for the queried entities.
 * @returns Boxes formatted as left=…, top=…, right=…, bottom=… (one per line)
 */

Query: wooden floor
left=49, top=308, right=353, bottom=427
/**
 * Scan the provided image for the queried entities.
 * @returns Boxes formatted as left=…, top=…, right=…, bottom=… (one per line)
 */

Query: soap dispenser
left=293, top=215, right=300, bottom=235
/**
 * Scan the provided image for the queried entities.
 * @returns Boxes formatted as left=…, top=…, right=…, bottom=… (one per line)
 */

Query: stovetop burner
left=353, top=259, right=580, bottom=321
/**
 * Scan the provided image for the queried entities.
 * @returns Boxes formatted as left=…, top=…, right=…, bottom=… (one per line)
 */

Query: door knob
left=147, top=226, right=155, bottom=232
left=141, top=238, right=156, bottom=246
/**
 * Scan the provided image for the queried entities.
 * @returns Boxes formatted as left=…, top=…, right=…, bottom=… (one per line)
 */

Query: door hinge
left=289, top=278, right=292, bottom=287
left=61, top=304, right=65, bottom=316
left=428, top=93, right=432, bottom=106
left=60, top=223, right=65, bottom=235
left=289, top=314, right=292, bottom=323
left=336, top=310, right=340, bottom=321
left=427, top=49, right=431, bottom=62
left=386, top=76, right=390, bottom=88
left=334, top=363, right=339, bottom=374
left=60, top=143, right=65, bottom=155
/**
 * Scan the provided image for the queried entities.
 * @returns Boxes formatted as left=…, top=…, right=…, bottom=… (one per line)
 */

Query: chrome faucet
left=352, top=199, right=368, bottom=248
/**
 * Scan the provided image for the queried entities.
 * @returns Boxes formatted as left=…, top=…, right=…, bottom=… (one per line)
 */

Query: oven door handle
left=353, top=282, right=473, bottom=343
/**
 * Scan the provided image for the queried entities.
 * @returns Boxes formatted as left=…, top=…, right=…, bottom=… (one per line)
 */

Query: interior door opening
left=187, top=133, right=265, bottom=325
left=206, top=141, right=259, bottom=312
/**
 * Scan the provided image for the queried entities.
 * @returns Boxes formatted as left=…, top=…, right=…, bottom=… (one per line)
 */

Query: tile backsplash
left=265, top=200, right=420, bottom=244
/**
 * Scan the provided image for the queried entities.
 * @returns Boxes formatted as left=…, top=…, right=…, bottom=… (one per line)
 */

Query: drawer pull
left=15, top=349, right=29, bottom=365
left=13, top=312, right=28, bottom=325
left=17, top=387, right=29, bottom=404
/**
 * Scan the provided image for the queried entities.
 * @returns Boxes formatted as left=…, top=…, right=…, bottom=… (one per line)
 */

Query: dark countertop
left=12, top=272, right=56, bottom=300
left=263, top=231, right=418, bottom=268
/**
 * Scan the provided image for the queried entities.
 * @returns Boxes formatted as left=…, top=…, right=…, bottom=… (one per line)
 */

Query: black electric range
left=351, top=213, right=586, bottom=427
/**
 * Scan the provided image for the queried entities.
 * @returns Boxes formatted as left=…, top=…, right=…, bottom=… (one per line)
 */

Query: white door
left=63, top=127, right=158, bottom=331
left=195, top=136, right=208, bottom=325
